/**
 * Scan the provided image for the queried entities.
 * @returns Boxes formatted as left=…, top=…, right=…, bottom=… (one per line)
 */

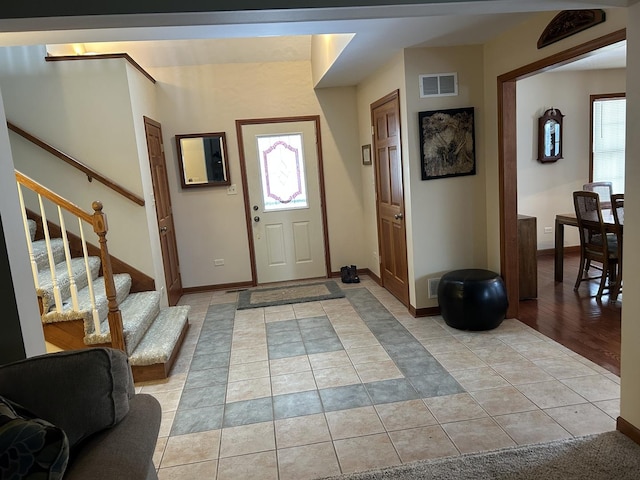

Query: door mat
left=236, top=280, right=345, bottom=309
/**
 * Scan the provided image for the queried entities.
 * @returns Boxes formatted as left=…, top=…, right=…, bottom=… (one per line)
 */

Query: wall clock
left=537, top=108, right=564, bottom=163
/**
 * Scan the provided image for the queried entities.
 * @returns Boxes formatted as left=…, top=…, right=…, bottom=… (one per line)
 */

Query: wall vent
left=428, top=277, right=441, bottom=299
left=419, top=73, right=458, bottom=97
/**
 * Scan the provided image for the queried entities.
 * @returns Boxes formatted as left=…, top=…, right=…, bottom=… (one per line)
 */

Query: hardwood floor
left=518, top=251, right=621, bottom=376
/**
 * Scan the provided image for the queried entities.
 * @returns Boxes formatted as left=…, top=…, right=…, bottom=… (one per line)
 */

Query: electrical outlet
left=227, top=184, right=237, bottom=195
left=544, top=226, right=553, bottom=234
left=214, top=259, right=224, bottom=266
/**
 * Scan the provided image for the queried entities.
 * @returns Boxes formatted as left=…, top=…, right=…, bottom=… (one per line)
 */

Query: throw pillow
left=0, top=396, right=69, bottom=480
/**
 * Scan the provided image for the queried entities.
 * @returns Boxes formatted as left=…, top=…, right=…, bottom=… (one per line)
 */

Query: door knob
left=160, top=226, right=168, bottom=232
left=254, top=216, right=260, bottom=222
left=394, top=213, right=404, bottom=220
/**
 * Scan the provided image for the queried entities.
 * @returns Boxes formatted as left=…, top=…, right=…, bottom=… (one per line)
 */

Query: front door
left=372, top=91, right=409, bottom=305
left=238, top=117, right=329, bottom=284
left=143, top=116, right=182, bottom=305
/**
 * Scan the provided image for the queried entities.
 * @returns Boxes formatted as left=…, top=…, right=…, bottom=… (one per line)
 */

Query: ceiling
left=1, top=0, right=631, bottom=87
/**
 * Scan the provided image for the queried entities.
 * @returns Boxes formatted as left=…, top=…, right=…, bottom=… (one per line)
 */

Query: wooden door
left=144, top=116, right=182, bottom=305
left=372, top=91, right=409, bottom=305
left=238, top=117, right=330, bottom=284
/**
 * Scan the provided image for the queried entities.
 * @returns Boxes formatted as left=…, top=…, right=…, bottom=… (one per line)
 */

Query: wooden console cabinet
left=518, top=215, right=538, bottom=300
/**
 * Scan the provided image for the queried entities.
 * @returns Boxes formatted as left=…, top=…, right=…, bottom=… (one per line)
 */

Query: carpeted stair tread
left=31, top=238, right=66, bottom=271
left=27, top=219, right=36, bottom=241
left=41, top=273, right=132, bottom=328
left=36, top=256, right=101, bottom=313
left=85, top=291, right=161, bottom=355
left=129, top=306, right=190, bottom=366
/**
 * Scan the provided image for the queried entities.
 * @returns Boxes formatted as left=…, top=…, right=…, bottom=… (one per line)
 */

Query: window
left=256, top=133, right=309, bottom=211
left=591, top=95, right=625, bottom=193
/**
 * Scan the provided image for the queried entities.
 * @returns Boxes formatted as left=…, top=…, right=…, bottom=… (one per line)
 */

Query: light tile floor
left=138, top=276, right=620, bottom=480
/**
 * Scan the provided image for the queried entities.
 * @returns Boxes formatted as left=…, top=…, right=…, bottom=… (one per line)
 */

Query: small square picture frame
left=362, top=144, right=372, bottom=165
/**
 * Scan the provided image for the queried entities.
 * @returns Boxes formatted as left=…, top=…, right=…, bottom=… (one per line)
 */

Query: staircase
left=17, top=172, right=189, bottom=383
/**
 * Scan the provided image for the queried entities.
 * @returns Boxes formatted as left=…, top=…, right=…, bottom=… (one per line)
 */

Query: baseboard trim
left=537, top=245, right=580, bottom=256
left=617, top=416, right=640, bottom=445
left=182, top=281, right=254, bottom=294
left=330, top=267, right=380, bottom=285
left=411, top=306, right=440, bottom=317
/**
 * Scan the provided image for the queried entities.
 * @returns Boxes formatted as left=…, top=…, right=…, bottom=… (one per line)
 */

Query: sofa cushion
left=0, top=348, right=135, bottom=449
left=0, top=395, right=69, bottom=480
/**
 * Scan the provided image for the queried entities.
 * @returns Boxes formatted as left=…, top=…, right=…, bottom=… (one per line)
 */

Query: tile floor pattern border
left=143, top=277, right=621, bottom=480
left=171, top=288, right=465, bottom=436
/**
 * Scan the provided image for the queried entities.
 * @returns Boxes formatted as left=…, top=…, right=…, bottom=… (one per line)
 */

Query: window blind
left=592, top=97, right=625, bottom=193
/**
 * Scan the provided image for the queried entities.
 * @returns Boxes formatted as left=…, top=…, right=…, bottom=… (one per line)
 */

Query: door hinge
left=160, top=143, right=164, bottom=153
left=371, top=125, right=374, bottom=136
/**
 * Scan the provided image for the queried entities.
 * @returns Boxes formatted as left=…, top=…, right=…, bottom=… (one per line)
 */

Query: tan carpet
left=320, top=431, right=640, bottom=480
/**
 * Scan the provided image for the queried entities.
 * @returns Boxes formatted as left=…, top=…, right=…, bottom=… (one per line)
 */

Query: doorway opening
left=498, top=29, right=626, bottom=319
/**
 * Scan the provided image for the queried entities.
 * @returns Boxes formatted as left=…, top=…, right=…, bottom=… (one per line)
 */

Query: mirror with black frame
left=175, top=132, right=230, bottom=188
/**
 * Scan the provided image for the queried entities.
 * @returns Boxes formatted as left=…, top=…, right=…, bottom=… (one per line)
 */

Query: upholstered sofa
left=0, top=347, right=161, bottom=480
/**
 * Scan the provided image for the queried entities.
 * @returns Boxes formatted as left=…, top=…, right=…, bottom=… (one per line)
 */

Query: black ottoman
left=437, top=269, right=508, bottom=331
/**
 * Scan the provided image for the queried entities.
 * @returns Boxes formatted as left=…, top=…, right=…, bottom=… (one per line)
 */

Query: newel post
left=92, top=201, right=126, bottom=352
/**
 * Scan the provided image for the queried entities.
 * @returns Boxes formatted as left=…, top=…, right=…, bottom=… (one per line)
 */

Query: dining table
left=554, top=208, right=621, bottom=282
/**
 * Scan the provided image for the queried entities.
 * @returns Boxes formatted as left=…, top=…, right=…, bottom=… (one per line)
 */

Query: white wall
left=0, top=85, right=45, bottom=357
left=620, top=0, right=640, bottom=432
left=151, top=60, right=365, bottom=288
left=517, top=68, right=626, bottom=249
left=125, top=62, right=168, bottom=304
left=0, top=46, right=156, bottom=276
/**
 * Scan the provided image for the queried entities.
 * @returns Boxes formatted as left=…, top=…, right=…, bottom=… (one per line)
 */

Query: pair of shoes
left=340, top=265, right=360, bottom=284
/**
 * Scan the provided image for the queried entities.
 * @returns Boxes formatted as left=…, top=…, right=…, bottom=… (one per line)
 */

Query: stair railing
left=15, top=170, right=126, bottom=352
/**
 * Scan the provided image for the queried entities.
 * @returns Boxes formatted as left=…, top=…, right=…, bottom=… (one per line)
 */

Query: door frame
left=498, top=29, right=625, bottom=318
left=143, top=116, right=183, bottom=305
left=235, top=115, right=331, bottom=285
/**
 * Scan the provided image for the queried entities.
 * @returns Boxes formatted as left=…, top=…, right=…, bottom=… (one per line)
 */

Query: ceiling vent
left=419, top=73, right=458, bottom=97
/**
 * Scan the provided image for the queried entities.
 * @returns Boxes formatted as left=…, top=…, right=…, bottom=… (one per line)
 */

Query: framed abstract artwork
left=419, top=107, right=476, bottom=180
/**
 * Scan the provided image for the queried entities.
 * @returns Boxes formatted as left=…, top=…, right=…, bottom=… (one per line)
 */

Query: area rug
left=236, top=280, right=345, bottom=309
left=320, top=431, right=640, bottom=480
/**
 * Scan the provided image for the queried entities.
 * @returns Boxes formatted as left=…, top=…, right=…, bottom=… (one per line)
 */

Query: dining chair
left=573, top=190, right=619, bottom=298
left=610, top=193, right=624, bottom=299
left=582, top=181, right=613, bottom=209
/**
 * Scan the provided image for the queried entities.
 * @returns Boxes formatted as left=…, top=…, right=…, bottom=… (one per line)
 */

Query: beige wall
left=311, top=34, right=355, bottom=87
left=483, top=8, right=627, bottom=271
left=0, top=46, right=156, bottom=276
left=403, top=45, right=487, bottom=309
left=356, top=52, right=405, bottom=281
left=151, top=60, right=365, bottom=288
left=517, top=68, right=626, bottom=250
left=355, top=45, right=487, bottom=309
left=483, top=8, right=640, bottom=431
left=620, top=1, right=640, bottom=432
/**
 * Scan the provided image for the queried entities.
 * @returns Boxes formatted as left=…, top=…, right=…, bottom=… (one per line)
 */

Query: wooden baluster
left=92, top=201, right=125, bottom=352
left=79, top=218, right=101, bottom=335
left=57, top=206, right=79, bottom=311
left=39, top=194, right=63, bottom=313
left=16, top=183, right=40, bottom=289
